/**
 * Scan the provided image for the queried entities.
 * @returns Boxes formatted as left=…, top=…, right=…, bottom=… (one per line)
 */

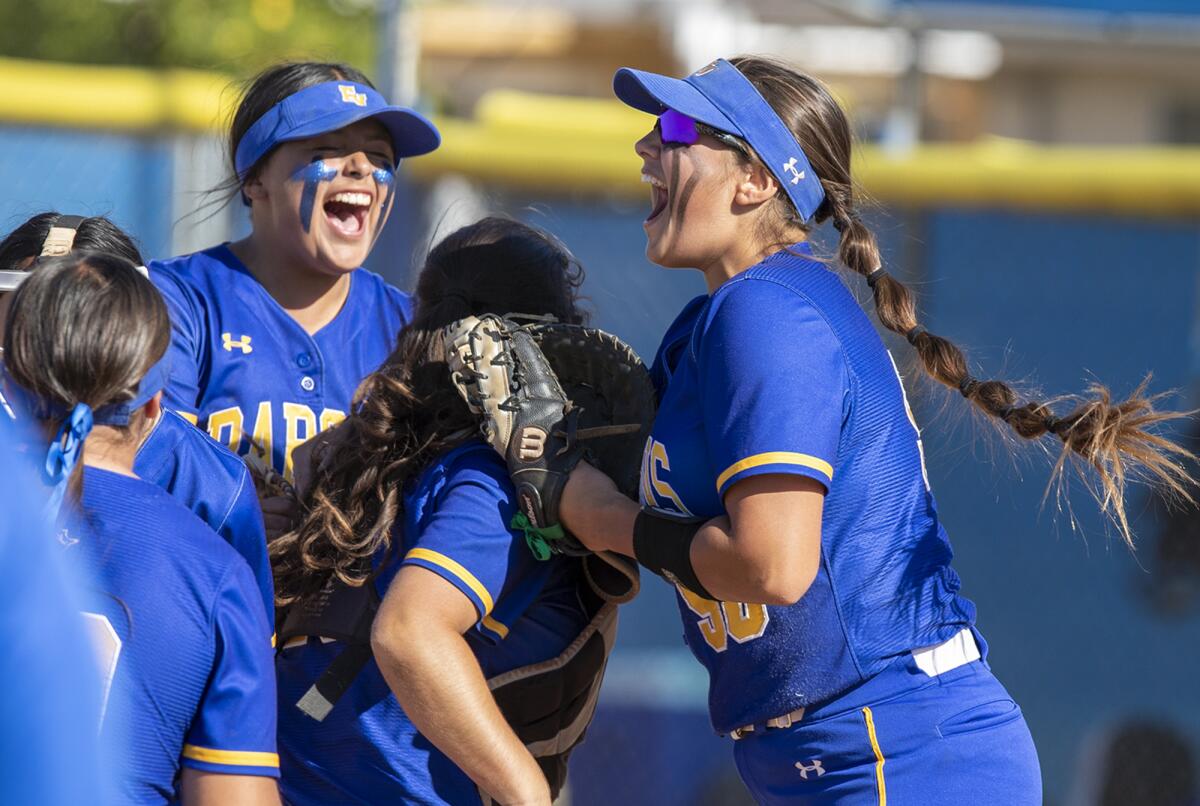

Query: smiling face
left=243, top=118, right=397, bottom=277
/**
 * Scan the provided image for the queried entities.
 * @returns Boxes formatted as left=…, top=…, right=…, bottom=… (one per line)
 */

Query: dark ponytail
left=730, top=54, right=1194, bottom=545
left=3, top=252, right=170, bottom=504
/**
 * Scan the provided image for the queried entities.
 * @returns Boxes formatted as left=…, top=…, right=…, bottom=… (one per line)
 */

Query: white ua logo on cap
left=782, top=157, right=805, bottom=185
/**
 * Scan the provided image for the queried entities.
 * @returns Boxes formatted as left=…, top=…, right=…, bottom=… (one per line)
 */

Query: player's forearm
left=560, top=463, right=639, bottom=555
left=373, top=625, right=551, bottom=806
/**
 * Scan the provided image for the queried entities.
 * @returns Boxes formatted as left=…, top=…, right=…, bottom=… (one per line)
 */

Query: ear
left=242, top=175, right=267, bottom=203
left=142, top=390, right=163, bottom=422
left=733, top=161, right=781, bottom=208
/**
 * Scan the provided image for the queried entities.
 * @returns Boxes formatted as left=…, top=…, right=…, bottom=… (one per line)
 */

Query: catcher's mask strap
left=295, top=643, right=372, bottom=722
left=39, top=214, right=85, bottom=258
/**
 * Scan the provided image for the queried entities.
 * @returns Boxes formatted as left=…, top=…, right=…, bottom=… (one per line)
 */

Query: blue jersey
left=150, top=244, right=413, bottom=478
left=64, top=467, right=278, bottom=804
left=642, top=245, right=977, bottom=734
left=277, top=442, right=587, bottom=806
left=0, top=431, right=104, bottom=806
left=134, top=410, right=274, bottom=624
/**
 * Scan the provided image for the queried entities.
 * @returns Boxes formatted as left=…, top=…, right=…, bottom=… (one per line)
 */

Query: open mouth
left=323, top=191, right=372, bottom=237
left=642, top=173, right=668, bottom=224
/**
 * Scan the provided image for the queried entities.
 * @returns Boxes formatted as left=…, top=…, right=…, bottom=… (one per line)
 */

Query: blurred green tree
left=0, top=0, right=377, bottom=73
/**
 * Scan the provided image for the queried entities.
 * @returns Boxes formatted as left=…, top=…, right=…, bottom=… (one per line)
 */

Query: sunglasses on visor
left=657, top=109, right=749, bottom=157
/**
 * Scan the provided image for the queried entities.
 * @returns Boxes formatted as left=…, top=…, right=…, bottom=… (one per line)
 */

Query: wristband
left=632, top=509, right=714, bottom=599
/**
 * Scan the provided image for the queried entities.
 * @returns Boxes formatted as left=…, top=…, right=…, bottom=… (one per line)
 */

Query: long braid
left=729, top=54, right=1195, bottom=546
left=829, top=201, right=1193, bottom=544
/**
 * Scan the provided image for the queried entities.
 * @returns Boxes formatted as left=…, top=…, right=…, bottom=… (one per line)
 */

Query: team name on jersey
left=639, top=437, right=770, bottom=652
left=205, top=401, right=345, bottom=479
left=639, top=436, right=693, bottom=517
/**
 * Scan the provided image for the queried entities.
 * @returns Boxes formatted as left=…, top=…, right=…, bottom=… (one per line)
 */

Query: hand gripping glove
left=446, top=314, right=655, bottom=559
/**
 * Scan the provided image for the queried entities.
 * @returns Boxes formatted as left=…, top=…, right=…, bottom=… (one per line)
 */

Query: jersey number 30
left=678, top=587, right=769, bottom=652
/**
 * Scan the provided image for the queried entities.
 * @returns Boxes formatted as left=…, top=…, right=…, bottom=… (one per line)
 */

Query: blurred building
left=416, top=0, right=1200, bottom=145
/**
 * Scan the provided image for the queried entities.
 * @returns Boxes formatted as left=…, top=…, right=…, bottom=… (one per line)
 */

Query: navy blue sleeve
left=181, top=559, right=279, bottom=778
left=698, top=278, right=848, bottom=497
left=149, top=263, right=206, bottom=422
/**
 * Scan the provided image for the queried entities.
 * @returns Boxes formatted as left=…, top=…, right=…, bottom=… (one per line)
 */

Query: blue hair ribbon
left=41, top=403, right=92, bottom=524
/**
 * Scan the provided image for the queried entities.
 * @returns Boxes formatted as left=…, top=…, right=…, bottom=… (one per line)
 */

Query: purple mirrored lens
left=658, top=109, right=699, bottom=145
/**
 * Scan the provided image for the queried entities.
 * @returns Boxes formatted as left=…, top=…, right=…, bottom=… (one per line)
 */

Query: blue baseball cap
left=613, top=59, right=825, bottom=223
left=235, top=81, right=441, bottom=179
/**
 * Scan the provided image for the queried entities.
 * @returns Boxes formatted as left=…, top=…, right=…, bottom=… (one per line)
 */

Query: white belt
left=911, top=628, right=980, bottom=677
left=729, top=628, right=981, bottom=741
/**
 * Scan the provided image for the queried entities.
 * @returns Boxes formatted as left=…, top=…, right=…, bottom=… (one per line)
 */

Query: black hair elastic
left=905, top=326, right=925, bottom=345
left=958, top=377, right=979, bottom=398
left=866, top=266, right=885, bottom=289
left=1043, top=416, right=1061, bottom=434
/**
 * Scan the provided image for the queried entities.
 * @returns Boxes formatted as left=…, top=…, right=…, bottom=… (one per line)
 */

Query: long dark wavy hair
left=271, top=217, right=587, bottom=606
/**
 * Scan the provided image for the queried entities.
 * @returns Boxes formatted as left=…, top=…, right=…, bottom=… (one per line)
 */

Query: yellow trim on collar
left=181, top=745, right=279, bottom=768
left=405, top=548, right=495, bottom=615
left=715, top=451, right=833, bottom=492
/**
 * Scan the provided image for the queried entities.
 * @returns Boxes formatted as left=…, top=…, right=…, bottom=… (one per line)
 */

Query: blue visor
left=235, top=81, right=441, bottom=179
left=613, top=59, right=825, bottom=223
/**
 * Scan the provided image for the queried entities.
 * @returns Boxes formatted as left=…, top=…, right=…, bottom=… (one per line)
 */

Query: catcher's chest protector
left=276, top=552, right=639, bottom=801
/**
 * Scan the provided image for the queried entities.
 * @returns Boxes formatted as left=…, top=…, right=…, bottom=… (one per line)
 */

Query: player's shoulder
left=704, top=246, right=859, bottom=337
left=349, top=267, right=414, bottom=323
left=409, top=440, right=512, bottom=509
left=81, top=467, right=248, bottom=580
left=136, top=410, right=250, bottom=490
left=149, top=244, right=240, bottom=287
left=148, top=245, right=248, bottom=322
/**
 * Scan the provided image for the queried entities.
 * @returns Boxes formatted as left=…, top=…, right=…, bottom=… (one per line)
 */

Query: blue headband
left=613, top=59, right=826, bottom=222
left=2, top=357, right=169, bottom=525
left=234, top=81, right=441, bottom=179
left=1, top=357, right=169, bottom=428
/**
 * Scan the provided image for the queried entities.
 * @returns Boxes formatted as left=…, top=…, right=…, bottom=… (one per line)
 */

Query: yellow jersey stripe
left=181, top=745, right=279, bottom=768
left=405, top=548, right=495, bottom=615
left=178, top=411, right=199, bottom=426
left=482, top=615, right=510, bottom=639
left=715, top=451, right=834, bottom=492
left=862, top=707, right=887, bottom=806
